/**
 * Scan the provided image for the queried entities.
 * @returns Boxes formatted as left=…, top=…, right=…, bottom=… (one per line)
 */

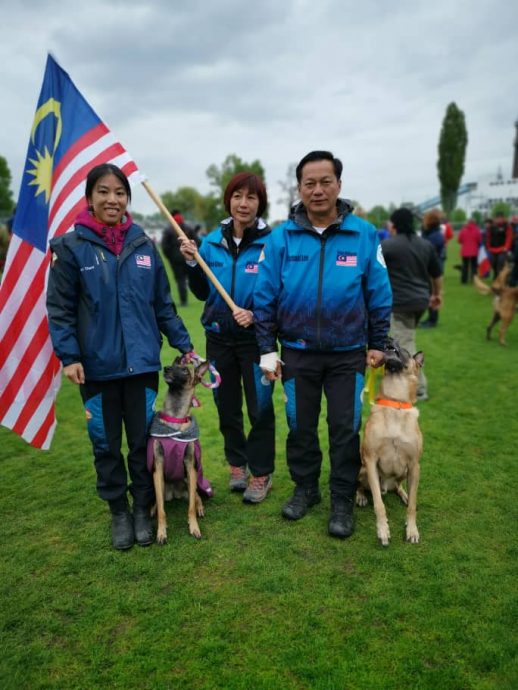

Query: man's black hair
left=296, top=151, right=343, bottom=183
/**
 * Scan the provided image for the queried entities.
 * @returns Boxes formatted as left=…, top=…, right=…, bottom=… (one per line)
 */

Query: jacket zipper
left=316, top=235, right=327, bottom=348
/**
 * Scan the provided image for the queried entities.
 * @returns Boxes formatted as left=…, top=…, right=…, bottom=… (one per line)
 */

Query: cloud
left=1, top=0, right=517, bottom=219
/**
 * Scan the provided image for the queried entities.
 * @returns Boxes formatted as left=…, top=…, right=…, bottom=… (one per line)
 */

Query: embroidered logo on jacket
left=336, top=252, right=357, bottom=267
left=136, top=254, right=151, bottom=268
left=287, top=255, right=309, bottom=262
left=245, top=262, right=258, bottom=273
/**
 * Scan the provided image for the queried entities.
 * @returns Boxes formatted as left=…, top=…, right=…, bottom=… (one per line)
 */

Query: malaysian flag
left=0, top=54, right=141, bottom=449
left=336, top=252, right=357, bottom=267
left=136, top=254, right=151, bottom=268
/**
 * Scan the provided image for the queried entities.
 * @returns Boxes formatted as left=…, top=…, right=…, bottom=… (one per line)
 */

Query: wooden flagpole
left=141, top=180, right=237, bottom=312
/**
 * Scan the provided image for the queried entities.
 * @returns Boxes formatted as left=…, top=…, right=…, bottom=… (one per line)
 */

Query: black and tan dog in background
left=147, top=357, right=213, bottom=544
left=473, top=260, right=518, bottom=346
left=356, top=339, right=424, bottom=546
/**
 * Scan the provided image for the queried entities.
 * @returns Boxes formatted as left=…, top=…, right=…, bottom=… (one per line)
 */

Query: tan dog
left=147, top=358, right=213, bottom=544
left=473, top=261, right=518, bottom=346
left=356, top=340, right=424, bottom=546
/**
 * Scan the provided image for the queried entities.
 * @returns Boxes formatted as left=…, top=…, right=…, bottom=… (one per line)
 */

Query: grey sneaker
left=243, top=475, right=272, bottom=504
left=229, top=465, right=247, bottom=492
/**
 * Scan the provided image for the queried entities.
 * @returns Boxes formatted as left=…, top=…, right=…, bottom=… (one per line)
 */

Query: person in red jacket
left=457, top=219, right=482, bottom=283
left=485, top=213, right=513, bottom=278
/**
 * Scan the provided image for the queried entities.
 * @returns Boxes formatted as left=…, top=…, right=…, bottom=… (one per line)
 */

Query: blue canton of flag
left=336, top=252, right=357, bottom=267
left=0, top=54, right=140, bottom=450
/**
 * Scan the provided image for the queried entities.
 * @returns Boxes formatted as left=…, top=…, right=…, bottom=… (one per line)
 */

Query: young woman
left=179, top=173, right=275, bottom=504
left=46, top=163, right=194, bottom=550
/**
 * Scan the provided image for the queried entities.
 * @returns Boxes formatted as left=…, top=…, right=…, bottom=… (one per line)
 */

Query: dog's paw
left=189, top=521, right=202, bottom=539
left=355, top=491, right=368, bottom=507
left=377, top=522, right=390, bottom=546
left=156, top=529, right=168, bottom=545
left=405, top=525, right=420, bottom=544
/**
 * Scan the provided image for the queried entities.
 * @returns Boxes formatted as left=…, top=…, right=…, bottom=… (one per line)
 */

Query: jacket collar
left=288, top=198, right=354, bottom=233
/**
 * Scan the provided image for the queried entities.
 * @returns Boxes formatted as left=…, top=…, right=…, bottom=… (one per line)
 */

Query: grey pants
left=390, top=312, right=428, bottom=397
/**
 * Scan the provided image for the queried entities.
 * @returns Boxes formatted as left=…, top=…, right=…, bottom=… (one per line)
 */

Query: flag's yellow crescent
left=31, top=98, right=62, bottom=152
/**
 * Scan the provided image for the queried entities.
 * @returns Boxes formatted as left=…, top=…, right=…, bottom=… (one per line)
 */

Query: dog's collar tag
left=375, top=398, right=413, bottom=410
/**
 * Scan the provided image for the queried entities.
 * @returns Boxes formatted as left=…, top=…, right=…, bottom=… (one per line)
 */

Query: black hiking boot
left=281, top=485, right=321, bottom=521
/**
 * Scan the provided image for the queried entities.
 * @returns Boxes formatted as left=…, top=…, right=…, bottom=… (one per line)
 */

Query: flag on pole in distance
left=477, top=244, right=491, bottom=278
left=0, top=54, right=141, bottom=449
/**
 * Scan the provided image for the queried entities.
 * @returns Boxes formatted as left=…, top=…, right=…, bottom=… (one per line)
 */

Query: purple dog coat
left=146, top=414, right=213, bottom=497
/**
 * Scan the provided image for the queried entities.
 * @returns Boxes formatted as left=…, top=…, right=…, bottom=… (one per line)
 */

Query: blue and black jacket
left=253, top=200, right=392, bottom=353
left=46, top=222, right=192, bottom=381
left=188, top=217, right=271, bottom=342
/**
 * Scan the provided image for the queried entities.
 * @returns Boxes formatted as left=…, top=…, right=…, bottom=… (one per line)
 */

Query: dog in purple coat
left=147, top=357, right=213, bottom=543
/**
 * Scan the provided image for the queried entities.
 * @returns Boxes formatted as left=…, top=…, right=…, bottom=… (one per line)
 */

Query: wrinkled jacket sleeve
left=46, top=240, right=82, bottom=366
left=363, top=236, right=392, bottom=351
left=253, top=229, right=284, bottom=354
left=153, top=247, right=193, bottom=353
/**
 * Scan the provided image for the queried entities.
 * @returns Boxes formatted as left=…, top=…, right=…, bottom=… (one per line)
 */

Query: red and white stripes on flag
left=0, top=55, right=141, bottom=449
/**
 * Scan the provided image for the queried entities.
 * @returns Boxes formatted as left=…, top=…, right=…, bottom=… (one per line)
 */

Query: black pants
left=281, top=348, right=365, bottom=498
left=461, top=256, right=478, bottom=283
left=206, top=335, right=275, bottom=477
left=170, top=261, right=189, bottom=306
left=80, top=373, right=158, bottom=507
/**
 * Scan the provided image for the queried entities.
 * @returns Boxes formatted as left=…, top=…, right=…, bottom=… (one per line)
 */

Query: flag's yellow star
left=27, top=147, right=53, bottom=203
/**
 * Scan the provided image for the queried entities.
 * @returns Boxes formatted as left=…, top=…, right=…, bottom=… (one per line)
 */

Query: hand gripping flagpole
left=141, top=180, right=238, bottom=312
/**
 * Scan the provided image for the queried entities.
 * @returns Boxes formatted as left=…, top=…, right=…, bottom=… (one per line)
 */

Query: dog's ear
left=413, top=351, right=424, bottom=368
left=194, top=360, right=210, bottom=383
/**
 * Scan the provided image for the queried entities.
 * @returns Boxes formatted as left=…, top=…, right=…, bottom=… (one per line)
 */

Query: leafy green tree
left=437, top=103, right=468, bottom=215
left=367, top=205, right=389, bottom=227
left=161, top=187, right=206, bottom=222
left=450, top=208, right=466, bottom=223
left=490, top=201, right=511, bottom=218
left=0, top=156, right=15, bottom=216
left=472, top=210, right=483, bottom=225
left=206, top=154, right=267, bottom=223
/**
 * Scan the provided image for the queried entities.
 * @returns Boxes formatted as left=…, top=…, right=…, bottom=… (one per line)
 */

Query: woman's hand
left=179, top=238, right=198, bottom=261
left=233, top=308, right=254, bottom=328
left=63, top=362, right=85, bottom=385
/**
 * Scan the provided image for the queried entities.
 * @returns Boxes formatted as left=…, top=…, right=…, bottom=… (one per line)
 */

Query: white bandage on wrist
left=260, top=352, right=280, bottom=372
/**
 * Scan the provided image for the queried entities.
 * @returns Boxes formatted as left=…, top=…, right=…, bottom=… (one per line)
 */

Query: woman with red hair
left=179, top=173, right=275, bottom=504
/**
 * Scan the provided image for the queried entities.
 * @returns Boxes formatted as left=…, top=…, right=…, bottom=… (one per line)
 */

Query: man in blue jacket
left=254, top=151, right=392, bottom=538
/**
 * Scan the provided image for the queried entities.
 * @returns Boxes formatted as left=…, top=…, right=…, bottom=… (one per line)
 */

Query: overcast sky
left=1, top=0, right=517, bottom=222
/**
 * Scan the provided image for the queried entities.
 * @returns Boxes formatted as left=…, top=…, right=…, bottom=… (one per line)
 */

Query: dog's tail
left=473, top=274, right=493, bottom=296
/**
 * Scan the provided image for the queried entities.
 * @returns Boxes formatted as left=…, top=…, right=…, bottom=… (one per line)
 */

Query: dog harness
left=375, top=398, right=413, bottom=410
left=146, top=414, right=213, bottom=497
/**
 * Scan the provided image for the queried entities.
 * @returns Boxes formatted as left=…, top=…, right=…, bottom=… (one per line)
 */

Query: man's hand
left=366, top=349, right=384, bottom=368
left=260, top=352, right=282, bottom=381
left=63, top=362, right=85, bottom=385
left=429, top=294, right=443, bottom=309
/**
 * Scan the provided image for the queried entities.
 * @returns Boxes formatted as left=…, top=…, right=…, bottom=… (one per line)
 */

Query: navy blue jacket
left=253, top=200, right=392, bottom=353
left=47, top=222, right=192, bottom=381
left=188, top=217, right=271, bottom=342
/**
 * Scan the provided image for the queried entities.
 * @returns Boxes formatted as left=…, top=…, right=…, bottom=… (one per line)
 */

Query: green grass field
left=1, top=243, right=517, bottom=690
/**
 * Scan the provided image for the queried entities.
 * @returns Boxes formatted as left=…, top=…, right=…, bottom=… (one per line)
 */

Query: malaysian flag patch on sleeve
left=245, top=262, right=258, bottom=274
left=136, top=254, right=151, bottom=268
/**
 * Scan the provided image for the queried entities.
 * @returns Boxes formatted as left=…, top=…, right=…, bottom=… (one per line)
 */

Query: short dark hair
left=85, top=164, right=131, bottom=201
left=223, top=172, right=268, bottom=218
left=295, top=151, right=343, bottom=183
left=390, top=208, right=415, bottom=235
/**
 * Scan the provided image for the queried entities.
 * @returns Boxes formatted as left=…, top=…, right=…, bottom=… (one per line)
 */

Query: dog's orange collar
left=375, top=398, right=413, bottom=410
